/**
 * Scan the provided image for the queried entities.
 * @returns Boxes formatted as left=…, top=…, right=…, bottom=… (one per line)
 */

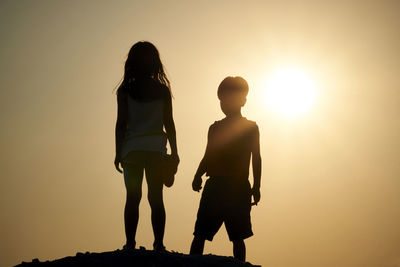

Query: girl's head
left=118, top=41, right=170, bottom=91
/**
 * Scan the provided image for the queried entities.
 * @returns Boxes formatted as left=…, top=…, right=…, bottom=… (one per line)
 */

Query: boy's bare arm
left=192, top=125, right=212, bottom=192
left=251, top=125, right=261, bottom=204
left=195, top=156, right=207, bottom=178
left=192, top=156, right=206, bottom=192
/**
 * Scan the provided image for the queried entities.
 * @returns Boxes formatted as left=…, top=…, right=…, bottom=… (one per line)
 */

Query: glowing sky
left=1, top=1, right=400, bottom=267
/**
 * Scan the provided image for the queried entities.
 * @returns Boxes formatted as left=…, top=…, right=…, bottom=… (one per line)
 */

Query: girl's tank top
left=121, top=95, right=167, bottom=159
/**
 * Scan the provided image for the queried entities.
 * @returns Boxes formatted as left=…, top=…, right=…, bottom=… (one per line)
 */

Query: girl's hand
left=192, top=175, right=202, bottom=192
left=171, top=154, right=180, bottom=165
left=251, top=187, right=261, bottom=205
left=114, top=157, right=123, bottom=173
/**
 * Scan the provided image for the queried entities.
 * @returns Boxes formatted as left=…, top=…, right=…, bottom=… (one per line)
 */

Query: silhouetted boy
left=190, top=76, right=261, bottom=261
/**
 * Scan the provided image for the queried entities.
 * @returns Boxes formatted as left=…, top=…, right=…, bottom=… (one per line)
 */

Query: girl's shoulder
left=158, top=82, right=170, bottom=98
left=127, top=78, right=170, bottom=102
left=151, top=80, right=170, bottom=101
left=117, top=83, right=129, bottom=100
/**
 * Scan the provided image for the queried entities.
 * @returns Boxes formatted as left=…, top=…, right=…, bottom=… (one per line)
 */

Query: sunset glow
left=264, top=68, right=316, bottom=116
left=1, top=1, right=399, bottom=267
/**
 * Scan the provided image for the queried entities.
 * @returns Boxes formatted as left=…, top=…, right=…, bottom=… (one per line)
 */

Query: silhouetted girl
left=114, top=41, right=179, bottom=251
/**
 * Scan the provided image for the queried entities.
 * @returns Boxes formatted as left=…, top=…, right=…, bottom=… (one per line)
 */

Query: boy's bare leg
left=190, top=236, right=205, bottom=255
left=233, top=239, right=246, bottom=261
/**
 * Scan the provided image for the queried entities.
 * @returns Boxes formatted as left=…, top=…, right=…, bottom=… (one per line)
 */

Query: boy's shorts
left=193, top=176, right=253, bottom=241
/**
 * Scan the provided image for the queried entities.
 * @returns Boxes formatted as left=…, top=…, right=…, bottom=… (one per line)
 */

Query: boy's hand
left=192, top=175, right=203, bottom=192
left=251, top=187, right=260, bottom=205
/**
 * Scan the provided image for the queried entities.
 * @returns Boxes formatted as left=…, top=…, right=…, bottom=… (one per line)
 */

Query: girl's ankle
left=123, top=241, right=136, bottom=250
left=153, top=241, right=165, bottom=251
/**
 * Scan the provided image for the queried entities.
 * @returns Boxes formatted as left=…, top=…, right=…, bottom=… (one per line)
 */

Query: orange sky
left=1, top=1, right=400, bottom=267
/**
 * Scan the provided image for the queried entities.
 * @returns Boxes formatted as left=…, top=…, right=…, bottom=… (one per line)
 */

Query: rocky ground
left=16, top=247, right=260, bottom=267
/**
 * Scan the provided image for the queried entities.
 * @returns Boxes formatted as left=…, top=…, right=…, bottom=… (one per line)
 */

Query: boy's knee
left=232, top=239, right=245, bottom=246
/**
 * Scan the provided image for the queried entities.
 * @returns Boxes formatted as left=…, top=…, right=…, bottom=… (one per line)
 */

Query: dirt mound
left=16, top=248, right=260, bottom=267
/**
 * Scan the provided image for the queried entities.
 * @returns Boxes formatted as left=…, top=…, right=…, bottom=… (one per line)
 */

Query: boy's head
left=217, top=76, right=249, bottom=116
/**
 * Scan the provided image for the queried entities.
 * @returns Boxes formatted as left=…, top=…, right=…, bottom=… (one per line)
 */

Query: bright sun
left=264, top=68, right=316, bottom=117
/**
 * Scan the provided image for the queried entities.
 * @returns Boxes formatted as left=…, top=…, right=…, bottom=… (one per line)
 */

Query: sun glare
left=264, top=68, right=316, bottom=117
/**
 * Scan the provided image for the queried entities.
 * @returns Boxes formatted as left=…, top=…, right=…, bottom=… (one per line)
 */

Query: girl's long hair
left=116, top=41, right=171, bottom=95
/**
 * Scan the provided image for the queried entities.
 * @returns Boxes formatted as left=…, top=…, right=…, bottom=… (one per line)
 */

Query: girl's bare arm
left=114, top=90, right=128, bottom=172
left=163, top=91, right=178, bottom=157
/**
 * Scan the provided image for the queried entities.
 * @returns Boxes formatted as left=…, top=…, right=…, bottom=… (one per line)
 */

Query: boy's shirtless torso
left=205, top=116, right=259, bottom=180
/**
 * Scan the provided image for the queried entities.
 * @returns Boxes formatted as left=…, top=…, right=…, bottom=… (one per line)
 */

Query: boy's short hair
left=217, top=76, right=249, bottom=100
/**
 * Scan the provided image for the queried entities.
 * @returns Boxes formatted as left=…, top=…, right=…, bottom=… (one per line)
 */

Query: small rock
left=139, top=246, right=146, bottom=250
left=32, top=258, right=40, bottom=263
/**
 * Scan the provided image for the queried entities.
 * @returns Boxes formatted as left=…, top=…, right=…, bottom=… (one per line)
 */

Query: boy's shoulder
left=241, top=117, right=258, bottom=128
left=209, top=117, right=258, bottom=131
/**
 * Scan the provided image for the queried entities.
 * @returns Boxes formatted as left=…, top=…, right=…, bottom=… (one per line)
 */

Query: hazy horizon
left=1, top=1, right=399, bottom=266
